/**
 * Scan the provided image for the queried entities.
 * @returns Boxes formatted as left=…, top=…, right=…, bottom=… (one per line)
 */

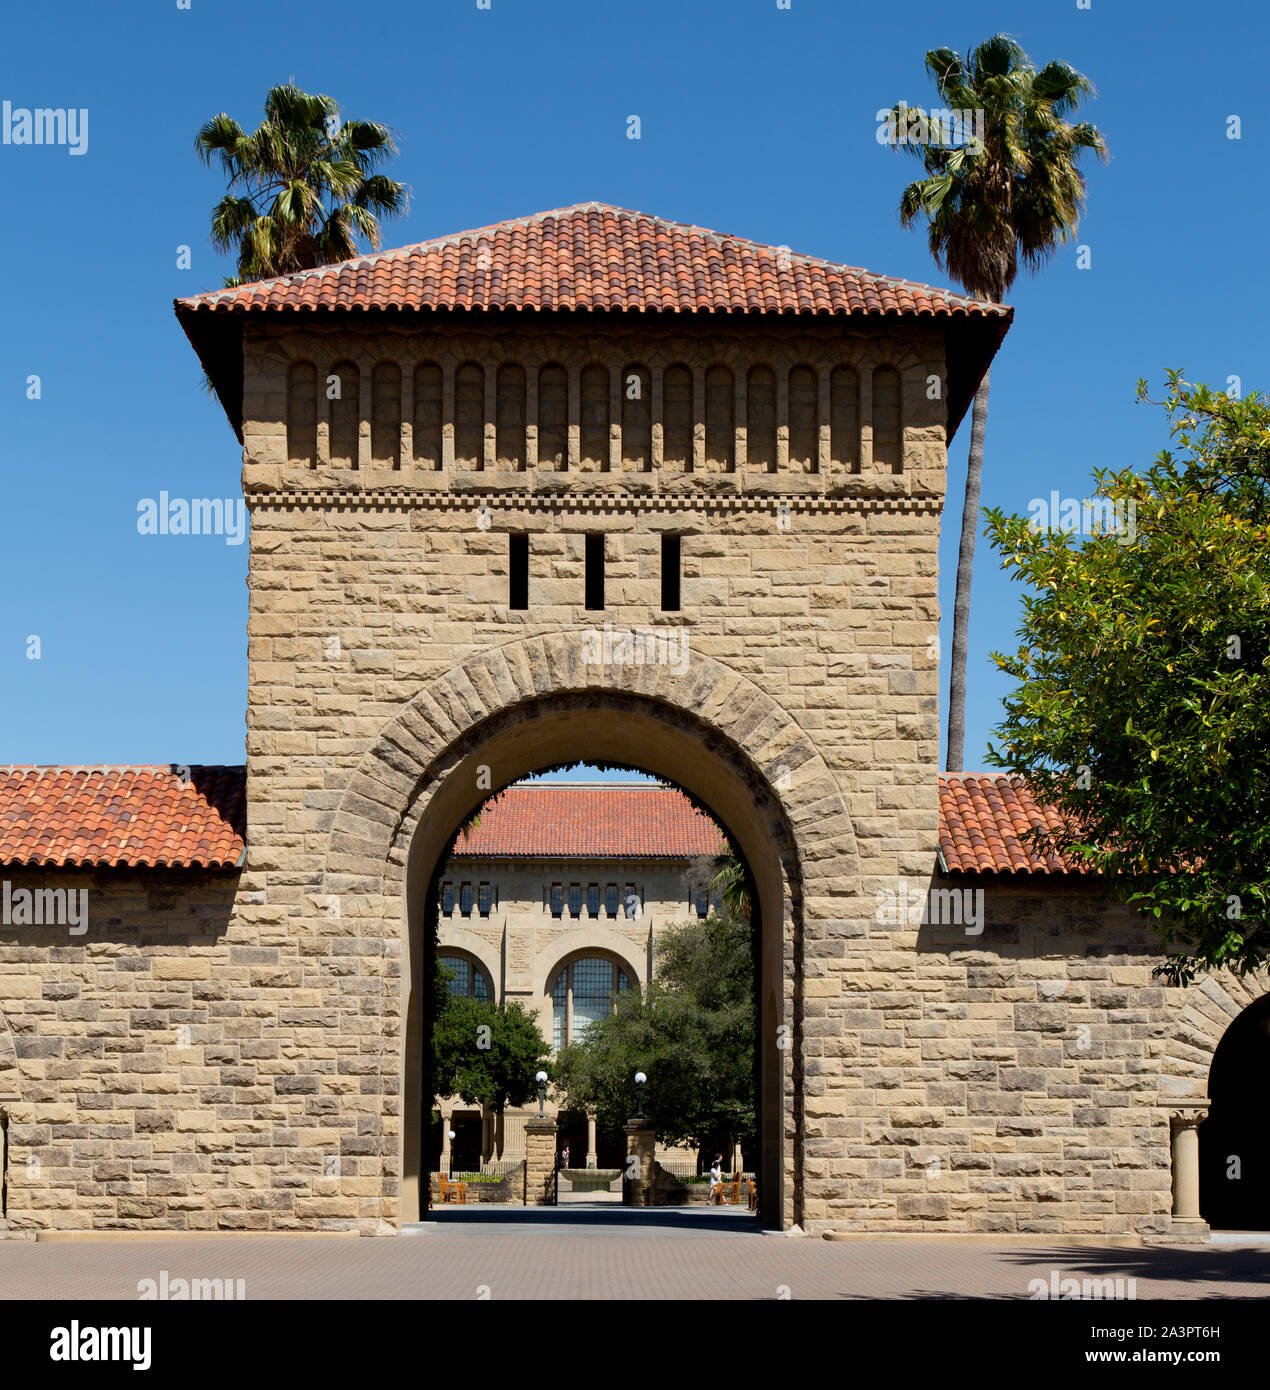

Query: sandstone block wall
left=0, top=867, right=1257, bottom=1234
left=3, top=313, right=1257, bottom=1236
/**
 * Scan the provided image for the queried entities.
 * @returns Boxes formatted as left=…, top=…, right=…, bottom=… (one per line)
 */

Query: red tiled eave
left=0, top=766, right=246, bottom=869
left=175, top=203, right=1011, bottom=321
left=0, top=767, right=1082, bottom=876
left=938, top=773, right=1089, bottom=876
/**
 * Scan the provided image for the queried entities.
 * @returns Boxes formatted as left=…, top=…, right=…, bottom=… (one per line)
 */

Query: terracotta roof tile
left=450, top=783, right=726, bottom=860
left=175, top=203, right=1009, bottom=321
left=938, top=774, right=1087, bottom=875
left=0, top=768, right=1081, bottom=876
left=0, top=766, right=245, bottom=869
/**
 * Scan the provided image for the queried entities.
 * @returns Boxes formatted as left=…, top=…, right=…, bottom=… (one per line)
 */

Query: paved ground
left=1, top=1204, right=1267, bottom=1299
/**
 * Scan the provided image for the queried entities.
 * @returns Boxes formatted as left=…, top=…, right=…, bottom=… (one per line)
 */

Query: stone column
left=1168, top=1102, right=1210, bottom=1237
left=439, top=1110, right=452, bottom=1175
left=523, top=1115, right=559, bottom=1206
left=623, top=1118, right=657, bottom=1207
left=586, top=1114, right=597, bottom=1169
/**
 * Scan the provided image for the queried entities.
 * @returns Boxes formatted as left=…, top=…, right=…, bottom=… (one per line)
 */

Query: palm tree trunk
left=945, top=364, right=991, bottom=772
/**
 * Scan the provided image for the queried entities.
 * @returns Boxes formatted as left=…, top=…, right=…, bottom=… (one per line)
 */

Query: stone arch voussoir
left=1162, top=969, right=1270, bottom=1101
left=323, top=633, right=858, bottom=899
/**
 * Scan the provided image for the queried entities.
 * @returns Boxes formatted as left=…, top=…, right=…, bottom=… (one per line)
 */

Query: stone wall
left=801, top=874, right=1267, bottom=1237
left=0, top=869, right=248, bottom=1233
left=0, top=864, right=1259, bottom=1235
left=4, top=311, right=1260, bottom=1237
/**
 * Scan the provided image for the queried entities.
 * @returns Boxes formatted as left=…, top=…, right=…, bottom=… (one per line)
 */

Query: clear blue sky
left=2, top=0, right=1264, bottom=772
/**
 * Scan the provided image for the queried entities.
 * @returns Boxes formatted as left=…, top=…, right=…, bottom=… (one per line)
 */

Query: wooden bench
left=436, top=1175, right=467, bottom=1204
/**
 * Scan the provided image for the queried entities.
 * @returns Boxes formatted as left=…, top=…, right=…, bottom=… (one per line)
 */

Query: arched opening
left=787, top=365, right=818, bottom=473
left=454, top=361, right=485, bottom=470
left=286, top=360, right=317, bottom=467
left=871, top=365, right=902, bottom=473
left=371, top=361, right=401, bottom=468
left=327, top=360, right=359, bottom=468
left=1199, top=992, right=1270, bottom=1230
left=398, top=693, right=801, bottom=1229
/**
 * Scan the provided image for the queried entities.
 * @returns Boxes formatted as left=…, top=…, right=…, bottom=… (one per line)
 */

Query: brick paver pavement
left=0, top=1205, right=1266, bottom=1299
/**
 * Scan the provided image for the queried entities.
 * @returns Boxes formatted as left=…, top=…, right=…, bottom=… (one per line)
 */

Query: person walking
left=709, top=1153, right=723, bottom=1205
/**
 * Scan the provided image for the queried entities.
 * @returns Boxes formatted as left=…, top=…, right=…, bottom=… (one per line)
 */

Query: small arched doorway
left=1199, top=993, right=1270, bottom=1230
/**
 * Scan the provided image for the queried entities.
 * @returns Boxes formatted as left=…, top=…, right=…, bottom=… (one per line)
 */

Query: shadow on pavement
left=1000, top=1243, right=1270, bottom=1288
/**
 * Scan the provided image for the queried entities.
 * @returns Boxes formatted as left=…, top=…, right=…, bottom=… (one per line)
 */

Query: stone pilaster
left=523, top=1115, right=558, bottom=1206
left=623, top=1118, right=656, bottom=1207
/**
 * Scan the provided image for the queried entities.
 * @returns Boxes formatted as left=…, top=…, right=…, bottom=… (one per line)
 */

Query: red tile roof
left=451, top=783, right=726, bottom=860
left=175, top=203, right=1011, bottom=321
left=0, top=766, right=245, bottom=869
left=938, top=774, right=1088, bottom=875
left=0, top=768, right=1082, bottom=876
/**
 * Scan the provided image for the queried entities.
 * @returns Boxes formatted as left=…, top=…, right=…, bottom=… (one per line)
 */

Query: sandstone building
left=432, top=778, right=725, bottom=1170
left=0, top=204, right=1264, bottom=1238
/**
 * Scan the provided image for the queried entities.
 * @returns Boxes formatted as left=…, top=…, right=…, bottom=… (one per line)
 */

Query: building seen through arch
left=430, top=779, right=727, bottom=1174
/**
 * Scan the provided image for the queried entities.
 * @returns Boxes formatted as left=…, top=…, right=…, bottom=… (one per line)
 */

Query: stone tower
left=176, top=203, right=1010, bottom=1230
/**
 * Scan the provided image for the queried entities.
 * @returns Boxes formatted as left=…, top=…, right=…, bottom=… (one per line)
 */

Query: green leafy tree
left=983, top=372, right=1270, bottom=984
left=432, top=992, right=550, bottom=1115
left=195, top=82, right=408, bottom=287
left=552, top=913, right=756, bottom=1158
left=887, top=34, right=1106, bottom=769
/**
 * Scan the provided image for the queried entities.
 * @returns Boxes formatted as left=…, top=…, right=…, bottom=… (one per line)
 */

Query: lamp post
left=635, top=1070, right=647, bottom=1119
left=446, top=1129, right=455, bottom=1178
left=536, top=1070, right=548, bottom=1116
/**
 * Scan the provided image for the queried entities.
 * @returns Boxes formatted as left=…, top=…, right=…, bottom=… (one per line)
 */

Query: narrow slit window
left=509, top=533, right=528, bottom=610
left=661, top=534, right=681, bottom=612
left=585, top=533, right=605, bottom=611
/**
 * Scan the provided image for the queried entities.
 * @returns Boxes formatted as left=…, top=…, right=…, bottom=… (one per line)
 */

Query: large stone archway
left=321, top=634, right=860, bottom=1230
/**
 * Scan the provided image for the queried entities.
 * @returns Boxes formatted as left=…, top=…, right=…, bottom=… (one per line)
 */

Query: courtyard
left=0, top=1214, right=1264, bottom=1300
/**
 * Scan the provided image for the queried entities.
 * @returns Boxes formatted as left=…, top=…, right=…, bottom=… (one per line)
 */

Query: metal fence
left=653, top=1156, right=755, bottom=1184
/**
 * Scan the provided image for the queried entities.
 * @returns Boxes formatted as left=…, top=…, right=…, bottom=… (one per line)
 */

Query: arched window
left=439, top=953, right=491, bottom=1001
left=550, top=957, right=631, bottom=1051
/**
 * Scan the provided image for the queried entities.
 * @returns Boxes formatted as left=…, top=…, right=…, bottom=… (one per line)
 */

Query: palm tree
left=196, top=82, right=408, bottom=287
left=711, top=849, right=752, bottom=922
left=888, top=35, right=1106, bottom=770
